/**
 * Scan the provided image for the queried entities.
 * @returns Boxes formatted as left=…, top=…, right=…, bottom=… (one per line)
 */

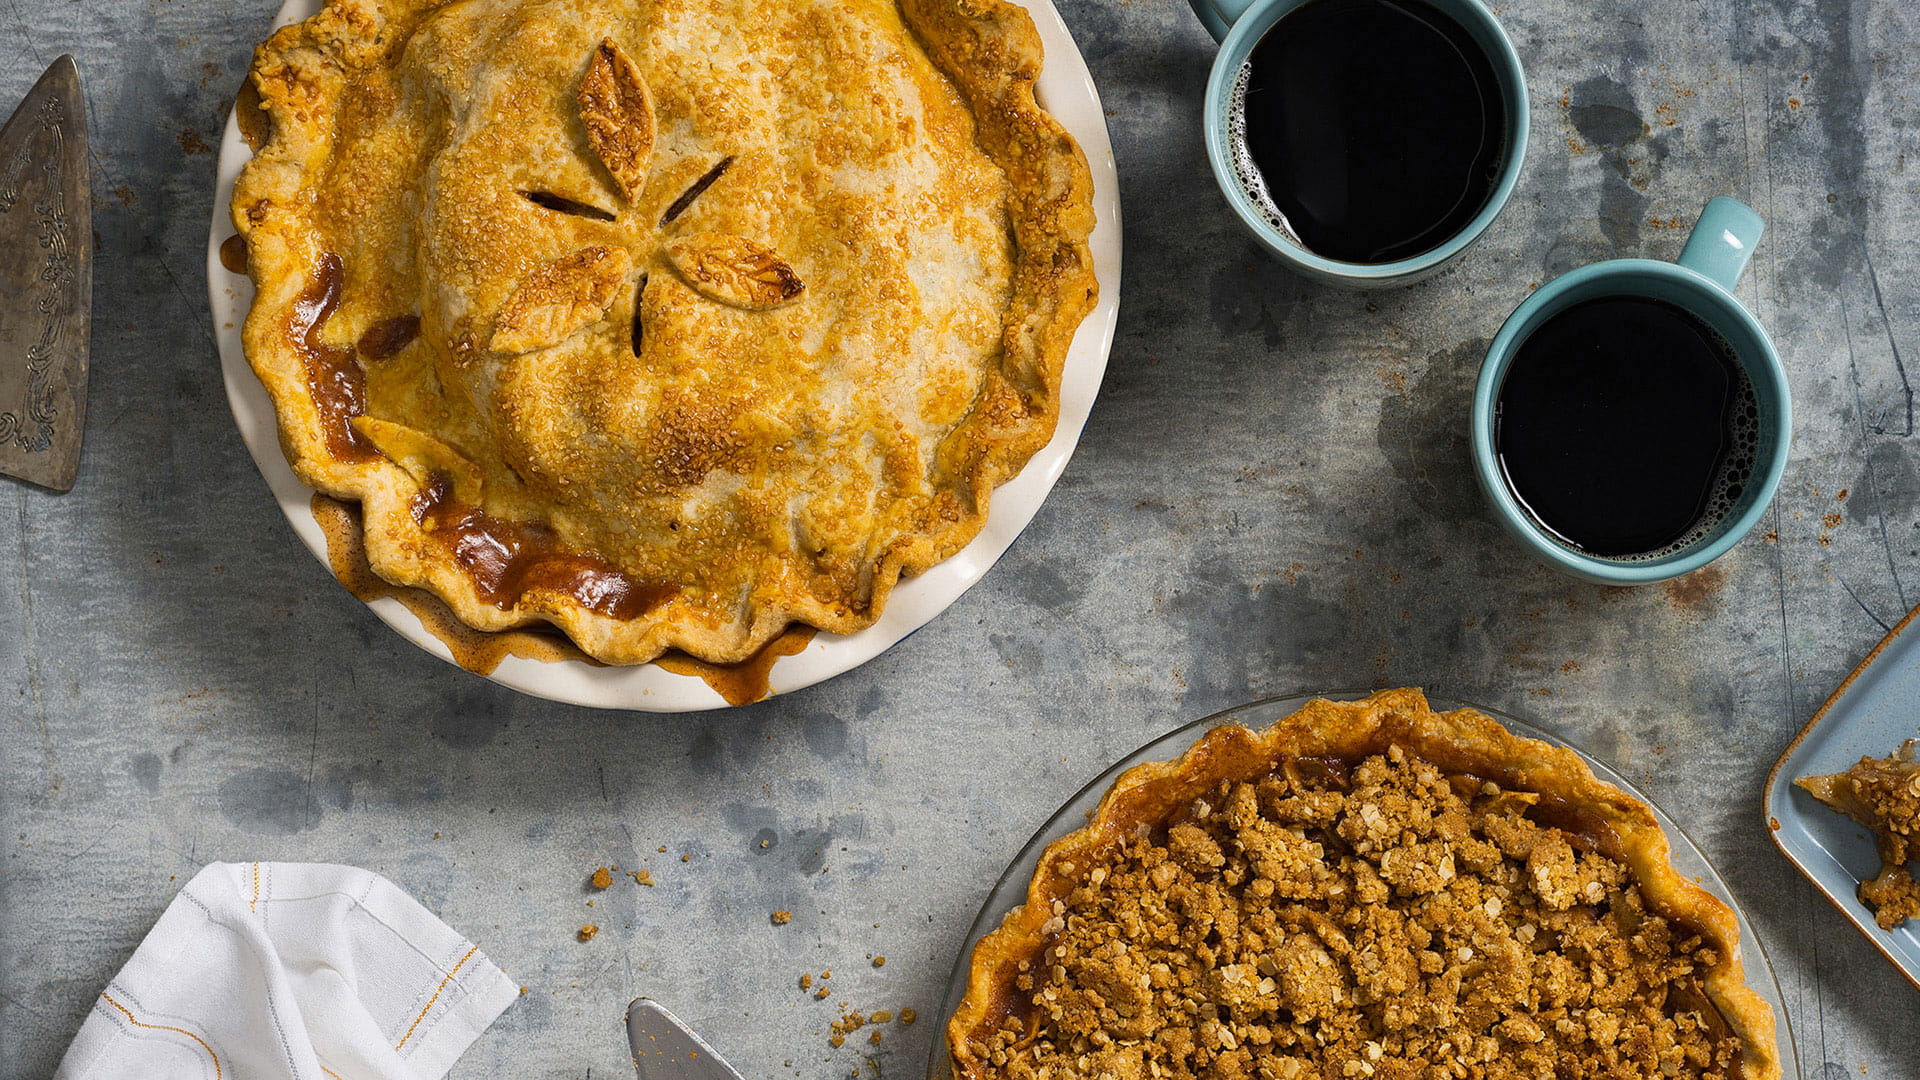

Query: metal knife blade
left=627, top=998, right=748, bottom=1080
left=0, top=55, right=89, bottom=493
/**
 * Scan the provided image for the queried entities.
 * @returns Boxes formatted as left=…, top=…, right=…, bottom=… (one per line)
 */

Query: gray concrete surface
left=3, top=0, right=1918, bottom=1076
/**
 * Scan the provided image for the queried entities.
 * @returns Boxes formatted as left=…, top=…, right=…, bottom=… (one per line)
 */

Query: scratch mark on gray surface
left=1807, top=876, right=1830, bottom=1071
left=0, top=990, right=45, bottom=1016
left=305, top=699, right=320, bottom=820
left=15, top=492, right=59, bottom=797
left=3, top=0, right=45, bottom=69
left=1863, top=252, right=1913, bottom=437
left=1836, top=574, right=1892, bottom=633
left=1839, top=296, right=1909, bottom=608
left=1767, top=498, right=1796, bottom=725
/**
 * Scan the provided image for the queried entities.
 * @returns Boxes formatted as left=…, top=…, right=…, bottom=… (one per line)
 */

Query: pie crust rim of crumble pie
left=207, top=0, right=1121, bottom=710
left=937, top=688, right=1790, bottom=1080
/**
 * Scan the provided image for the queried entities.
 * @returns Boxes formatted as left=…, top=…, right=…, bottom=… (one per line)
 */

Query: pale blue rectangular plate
left=1765, top=602, right=1920, bottom=990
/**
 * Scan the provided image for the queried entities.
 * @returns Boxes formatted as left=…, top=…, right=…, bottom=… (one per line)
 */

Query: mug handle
left=1189, top=0, right=1260, bottom=43
left=1677, top=196, right=1765, bottom=292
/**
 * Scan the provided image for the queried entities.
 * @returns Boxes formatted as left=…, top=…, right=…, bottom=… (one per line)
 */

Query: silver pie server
left=0, top=55, right=89, bottom=493
left=627, top=998, right=748, bottom=1080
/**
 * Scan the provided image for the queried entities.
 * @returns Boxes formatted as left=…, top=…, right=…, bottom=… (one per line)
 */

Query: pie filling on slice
left=1797, top=739, right=1920, bottom=929
left=231, top=0, right=1097, bottom=665
left=950, top=689, right=1780, bottom=1080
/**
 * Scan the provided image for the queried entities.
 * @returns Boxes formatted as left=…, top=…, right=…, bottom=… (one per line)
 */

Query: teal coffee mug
left=1189, top=0, right=1530, bottom=287
left=1470, top=197, right=1791, bottom=585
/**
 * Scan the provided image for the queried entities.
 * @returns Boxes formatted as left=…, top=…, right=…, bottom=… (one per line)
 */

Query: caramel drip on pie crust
left=357, top=314, right=421, bottom=360
left=312, top=494, right=594, bottom=675
left=411, top=477, right=674, bottom=621
left=313, top=493, right=810, bottom=700
left=289, top=253, right=379, bottom=463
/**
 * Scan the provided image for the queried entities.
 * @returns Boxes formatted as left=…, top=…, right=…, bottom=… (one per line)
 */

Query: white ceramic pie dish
left=206, top=0, right=1122, bottom=711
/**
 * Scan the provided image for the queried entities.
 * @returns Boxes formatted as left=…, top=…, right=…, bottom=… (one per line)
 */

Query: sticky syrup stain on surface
left=219, top=234, right=248, bottom=274
left=656, top=626, right=817, bottom=706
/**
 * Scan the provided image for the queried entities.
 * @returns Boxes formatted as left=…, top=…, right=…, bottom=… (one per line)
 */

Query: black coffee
left=1227, top=0, right=1506, bottom=264
left=1494, top=296, right=1759, bottom=559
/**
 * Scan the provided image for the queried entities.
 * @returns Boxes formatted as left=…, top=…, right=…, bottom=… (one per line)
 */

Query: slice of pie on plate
left=1797, top=740, right=1920, bottom=929
left=948, top=688, right=1781, bottom=1080
left=229, top=0, right=1097, bottom=665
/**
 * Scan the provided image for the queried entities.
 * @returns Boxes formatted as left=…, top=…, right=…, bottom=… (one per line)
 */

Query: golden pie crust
left=231, top=0, right=1097, bottom=664
left=949, top=689, right=1780, bottom=1080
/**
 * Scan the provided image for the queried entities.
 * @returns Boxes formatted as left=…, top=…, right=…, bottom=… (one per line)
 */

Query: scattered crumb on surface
left=800, top=973, right=812, bottom=989
left=630, top=869, right=654, bottom=886
left=814, top=987, right=830, bottom=999
left=871, top=955, right=884, bottom=967
left=900, top=1008, right=916, bottom=1025
left=869, top=1010, right=892, bottom=1023
left=772, top=910, right=793, bottom=925
left=681, top=854, right=691, bottom=862
left=577, top=924, right=598, bottom=942
left=590, top=866, right=612, bottom=889
left=869, top=1030, right=882, bottom=1045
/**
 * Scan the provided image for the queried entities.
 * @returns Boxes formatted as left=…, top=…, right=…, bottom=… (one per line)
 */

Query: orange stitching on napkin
left=393, top=944, right=478, bottom=1051
left=320, top=1067, right=343, bottom=1079
left=249, top=863, right=261, bottom=914
left=99, top=993, right=223, bottom=1079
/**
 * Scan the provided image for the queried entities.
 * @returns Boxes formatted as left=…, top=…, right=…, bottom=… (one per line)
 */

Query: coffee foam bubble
left=1226, top=62, right=1305, bottom=247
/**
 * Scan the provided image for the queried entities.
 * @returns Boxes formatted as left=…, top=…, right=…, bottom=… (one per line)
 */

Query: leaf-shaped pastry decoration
left=491, top=245, right=633, bottom=353
left=351, top=416, right=485, bottom=503
left=577, top=38, right=655, bottom=203
left=665, top=232, right=806, bottom=310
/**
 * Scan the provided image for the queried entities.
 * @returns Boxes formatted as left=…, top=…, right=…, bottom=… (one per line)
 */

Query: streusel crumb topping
left=974, top=746, right=1742, bottom=1080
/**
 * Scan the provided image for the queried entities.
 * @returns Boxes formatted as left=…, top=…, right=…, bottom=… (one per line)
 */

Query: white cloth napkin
left=56, top=862, right=521, bottom=1080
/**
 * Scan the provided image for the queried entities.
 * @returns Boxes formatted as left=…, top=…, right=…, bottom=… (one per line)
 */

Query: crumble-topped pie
left=949, top=689, right=1780, bottom=1080
left=230, top=0, right=1096, bottom=664
left=1797, top=740, right=1920, bottom=929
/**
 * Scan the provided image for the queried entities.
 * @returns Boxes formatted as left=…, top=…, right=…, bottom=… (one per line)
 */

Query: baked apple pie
left=230, top=0, right=1097, bottom=664
left=949, top=689, right=1780, bottom=1080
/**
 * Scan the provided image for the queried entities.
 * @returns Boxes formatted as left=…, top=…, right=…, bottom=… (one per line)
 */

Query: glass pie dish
left=928, top=690, right=1798, bottom=1080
